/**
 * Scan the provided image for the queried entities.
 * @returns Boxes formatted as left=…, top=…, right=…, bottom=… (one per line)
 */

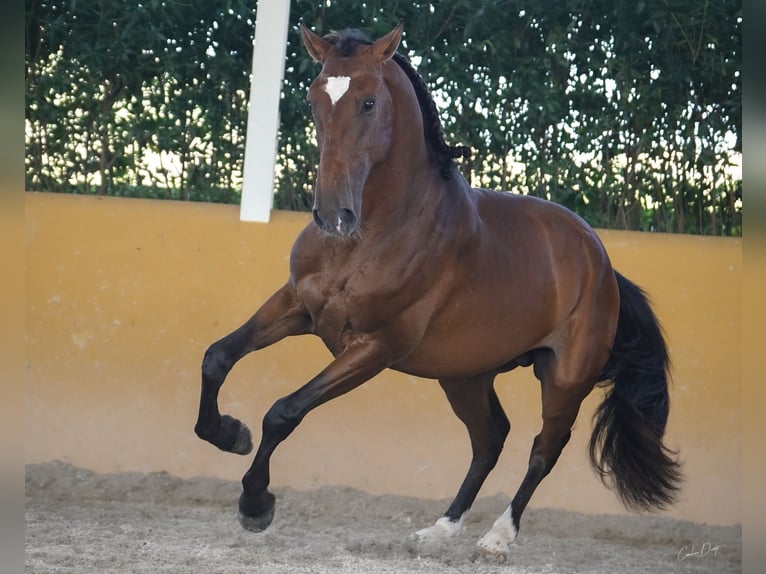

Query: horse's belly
left=394, top=344, right=518, bottom=380
left=393, top=314, right=549, bottom=380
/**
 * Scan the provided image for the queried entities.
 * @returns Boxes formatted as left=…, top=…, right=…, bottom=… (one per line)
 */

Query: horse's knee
left=262, top=397, right=303, bottom=442
left=201, top=342, right=229, bottom=383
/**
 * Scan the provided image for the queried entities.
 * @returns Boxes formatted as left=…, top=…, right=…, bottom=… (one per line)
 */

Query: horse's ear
left=301, top=23, right=331, bottom=63
left=371, top=21, right=403, bottom=62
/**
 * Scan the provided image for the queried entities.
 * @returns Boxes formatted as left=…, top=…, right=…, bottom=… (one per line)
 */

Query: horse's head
left=301, top=23, right=403, bottom=236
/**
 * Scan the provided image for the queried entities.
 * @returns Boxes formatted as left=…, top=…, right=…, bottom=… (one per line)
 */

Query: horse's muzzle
left=312, top=207, right=359, bottom=236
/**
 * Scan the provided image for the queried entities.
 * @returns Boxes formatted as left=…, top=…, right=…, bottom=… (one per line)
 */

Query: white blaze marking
left=324, top=76, right=350, bottom=106
left=477, top=505, right=517, bottom=555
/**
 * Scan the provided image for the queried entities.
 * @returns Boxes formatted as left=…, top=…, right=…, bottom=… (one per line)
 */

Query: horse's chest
left=296, top=268, right=389, bottom=338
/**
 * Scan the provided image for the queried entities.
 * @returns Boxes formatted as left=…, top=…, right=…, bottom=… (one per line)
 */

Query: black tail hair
left=589, top=272, right=682, bottom=511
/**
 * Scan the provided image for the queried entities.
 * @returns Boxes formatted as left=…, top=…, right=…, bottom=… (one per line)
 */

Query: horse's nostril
left=313, top=207, right=356, bottom=234
left=312, top=209, right=324, bottom=228
left=339, top=208, right=357, bottom=225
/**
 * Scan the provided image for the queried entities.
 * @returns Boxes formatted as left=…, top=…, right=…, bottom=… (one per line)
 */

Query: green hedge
left=26, top=0, right=741, bottom=235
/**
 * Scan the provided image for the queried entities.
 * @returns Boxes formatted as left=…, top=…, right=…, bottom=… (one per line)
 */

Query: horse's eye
left=362, top=98, right=376, bottom=112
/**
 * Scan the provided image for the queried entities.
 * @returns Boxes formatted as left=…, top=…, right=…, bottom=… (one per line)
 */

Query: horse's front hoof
left=238, top=491, right=275, bottom=532
left=238, top=506, right=275, bottom=533
left=214, top=415, right=253, bottom=455
left=226, top=417, right=253, bottom=455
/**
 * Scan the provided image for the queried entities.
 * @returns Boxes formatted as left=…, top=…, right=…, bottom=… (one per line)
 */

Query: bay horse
left=194, top=23, right=681, bottom=554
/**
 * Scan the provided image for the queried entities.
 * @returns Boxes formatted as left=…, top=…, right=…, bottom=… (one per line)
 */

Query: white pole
left=240, top=1, right=291, bottom=222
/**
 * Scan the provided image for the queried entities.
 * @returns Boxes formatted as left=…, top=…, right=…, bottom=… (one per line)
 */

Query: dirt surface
left=26, top=462, right=740, bottom=573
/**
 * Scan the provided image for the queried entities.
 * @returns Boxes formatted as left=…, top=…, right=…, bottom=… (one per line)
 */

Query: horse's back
left=474, top=190, right=605, bottom=256
left=461, top=188, right=615, bottom=307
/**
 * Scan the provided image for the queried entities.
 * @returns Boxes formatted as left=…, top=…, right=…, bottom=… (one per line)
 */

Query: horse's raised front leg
left=237, top=338, right=391, bottom=532
left=194, top=282, right=312, bottom=455
left=413, top=373, right=510, bottom=546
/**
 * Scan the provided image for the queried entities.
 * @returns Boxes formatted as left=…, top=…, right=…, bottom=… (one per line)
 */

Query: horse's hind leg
left=477, top=347, right=605, bottom=555
left=413, top=373, right=509, bottom=544
left=194, top=283, right=311, bottom=454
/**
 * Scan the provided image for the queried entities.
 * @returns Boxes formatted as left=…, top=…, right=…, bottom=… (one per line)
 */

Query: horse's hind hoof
left=238, top=491, right=275, bottom=532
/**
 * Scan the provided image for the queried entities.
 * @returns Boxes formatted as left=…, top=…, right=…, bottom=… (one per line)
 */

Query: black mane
left=323, top=28, right=471, bottom=180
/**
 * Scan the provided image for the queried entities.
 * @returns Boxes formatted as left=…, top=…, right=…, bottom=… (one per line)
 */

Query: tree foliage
left=26, top=0, right=741, bottom=235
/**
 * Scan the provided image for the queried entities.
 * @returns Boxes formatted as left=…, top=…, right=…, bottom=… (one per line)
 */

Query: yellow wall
left=25, top=192, right=741, bottom=525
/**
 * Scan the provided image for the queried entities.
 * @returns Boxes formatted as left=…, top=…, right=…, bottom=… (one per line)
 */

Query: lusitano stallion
left=195, top=23, right=681, bottom=554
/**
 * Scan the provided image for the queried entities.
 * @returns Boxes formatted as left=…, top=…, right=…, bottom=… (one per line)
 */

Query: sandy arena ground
left=25, top=461, right=740, bottom=573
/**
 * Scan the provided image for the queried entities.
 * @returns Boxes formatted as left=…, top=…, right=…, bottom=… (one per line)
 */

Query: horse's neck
left=363, top=146, right=474, bottom=236
left=360, top=149, right=444, bottom=232
left=360, top=65, right=451, bottom=232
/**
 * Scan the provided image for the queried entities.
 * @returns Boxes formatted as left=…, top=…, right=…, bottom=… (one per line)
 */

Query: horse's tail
left=588, top=271, right=682, bottom=511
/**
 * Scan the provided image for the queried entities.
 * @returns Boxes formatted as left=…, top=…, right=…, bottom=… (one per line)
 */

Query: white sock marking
left=324, top=76, right=350, bottom=106
left=477, top=505, right=517, bottom=555
left=412, top=515, right=464, bottom=544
